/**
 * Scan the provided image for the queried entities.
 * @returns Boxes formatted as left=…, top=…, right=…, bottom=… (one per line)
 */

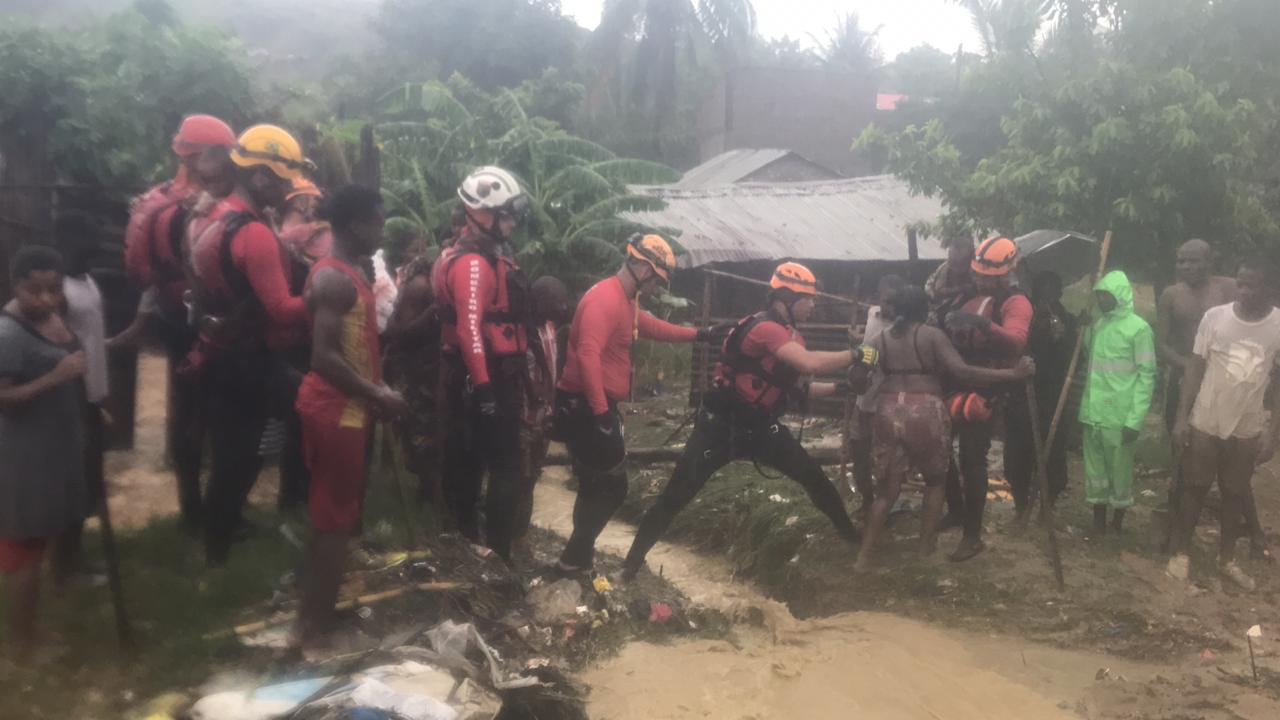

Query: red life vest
left=712, top=311, right=804, bottom=417
left=435, top=247, right=529, bottom=357
left=124, top=182, right=192, bottom=308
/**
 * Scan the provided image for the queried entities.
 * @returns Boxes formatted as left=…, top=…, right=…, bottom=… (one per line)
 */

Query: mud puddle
left=531, top=469, right=1169, bottom=719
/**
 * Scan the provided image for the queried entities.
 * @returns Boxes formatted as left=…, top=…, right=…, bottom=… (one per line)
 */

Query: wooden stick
left=1025, top=377, right=1066, bottom=591
left=207, top=581, right=467, bottom=640
left=97, top=485, right=135, bottom=651
left=1027, top=230, right=1111, bottom=589
left=381, top=425, right=420, bottom=550
left=698, top=272, right=714, bottom=396
left=702, top=268, right=871, bottom=308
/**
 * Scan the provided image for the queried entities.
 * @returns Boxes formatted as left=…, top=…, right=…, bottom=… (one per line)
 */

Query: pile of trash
left=133, top=529, right=719, bottom=720
left=171, top=619, right=581, bottom=720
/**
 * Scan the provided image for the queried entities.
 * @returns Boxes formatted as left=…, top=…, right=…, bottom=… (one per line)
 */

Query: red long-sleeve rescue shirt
left=558, top=276, right=698, bottom=415
left=952, top=292, right=1033, bottom=367
left=435, top=245, right=526, bottom=386
left=191, top=194, right=307, bottom=350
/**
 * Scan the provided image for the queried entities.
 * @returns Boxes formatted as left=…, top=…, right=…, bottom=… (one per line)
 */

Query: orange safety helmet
left=626, top=233, right=676, bottom=284
left=971, top=235, right=1018, bottom=276
left=287, top=177, right=322, bottom=202
left=171, top=114, right=236, bottom=158
left=770, top=261, right=818, bottom=295
left=947, top=391, right=993, bottom=423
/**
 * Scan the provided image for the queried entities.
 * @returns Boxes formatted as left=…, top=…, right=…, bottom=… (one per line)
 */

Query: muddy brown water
left=532, top=470, right=1158, bottom=719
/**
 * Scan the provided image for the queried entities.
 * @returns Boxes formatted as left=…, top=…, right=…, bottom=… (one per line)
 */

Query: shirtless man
left=1154, top=240, right=1270, bottom=556
left=856, top=286, right=1034, bottom=571
left=1156, top=239, right=1236, bottom=432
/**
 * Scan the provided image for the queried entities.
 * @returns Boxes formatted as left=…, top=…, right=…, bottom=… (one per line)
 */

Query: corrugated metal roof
left=676, top=149, right=795, bottom=188
left=625, top=175, right=948, bottom=268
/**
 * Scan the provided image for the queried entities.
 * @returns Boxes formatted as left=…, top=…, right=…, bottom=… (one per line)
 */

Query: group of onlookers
left=3, top=112, right=1276, bottom=665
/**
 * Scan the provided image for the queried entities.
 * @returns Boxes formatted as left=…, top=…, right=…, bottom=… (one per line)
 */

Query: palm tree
left=588, top=0, right=757, bottom=157
left=813, top=12, right=884, bottom=74
left=951, top=0, right=1052, bottom=57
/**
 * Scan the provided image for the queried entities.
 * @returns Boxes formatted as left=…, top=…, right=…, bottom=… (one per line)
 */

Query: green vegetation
left=855, top=0, right=1280, bottom=276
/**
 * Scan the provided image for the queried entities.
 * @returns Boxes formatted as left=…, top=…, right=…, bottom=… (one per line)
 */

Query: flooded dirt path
left=531, top=469, right=1162, bottom=720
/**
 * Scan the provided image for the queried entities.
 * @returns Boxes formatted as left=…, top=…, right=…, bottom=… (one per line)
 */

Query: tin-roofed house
left=622, top=150, right=948, bottom=415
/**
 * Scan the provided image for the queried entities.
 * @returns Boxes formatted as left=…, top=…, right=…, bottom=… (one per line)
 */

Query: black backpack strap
left=217, top=211, right=258, bottom=299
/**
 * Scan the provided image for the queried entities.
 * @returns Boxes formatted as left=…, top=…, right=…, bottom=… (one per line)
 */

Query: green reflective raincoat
left=1079, top=271, right=1157, bottom=430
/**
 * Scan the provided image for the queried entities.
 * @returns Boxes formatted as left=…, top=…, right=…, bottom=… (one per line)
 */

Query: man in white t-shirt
left=55, top=212, right=111, bottom=582
left=1168, top=256, right=1280, bottom=590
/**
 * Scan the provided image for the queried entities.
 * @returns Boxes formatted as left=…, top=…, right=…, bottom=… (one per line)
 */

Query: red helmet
left=171, top=115, right=236, bottom=158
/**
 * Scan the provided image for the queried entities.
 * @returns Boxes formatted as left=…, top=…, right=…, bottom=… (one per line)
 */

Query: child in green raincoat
left=1079, top=271, right=1157, bottom=535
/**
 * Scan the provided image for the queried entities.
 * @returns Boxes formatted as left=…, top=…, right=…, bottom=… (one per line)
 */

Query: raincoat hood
left=1094, top=270, right=1134, bottom=317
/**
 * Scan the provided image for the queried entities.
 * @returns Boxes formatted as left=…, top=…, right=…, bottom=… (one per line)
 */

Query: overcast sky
left=558, top=0, right=982, bottom=60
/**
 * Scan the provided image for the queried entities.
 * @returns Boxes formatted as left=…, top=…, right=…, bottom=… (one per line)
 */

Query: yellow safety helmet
left=626, top=233, right=676, bottom=284
left=770, top=261, right=818, bottom=295
left=230, top=124, right=310, bottom=181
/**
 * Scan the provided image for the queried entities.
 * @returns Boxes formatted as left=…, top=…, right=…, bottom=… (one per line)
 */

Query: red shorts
left=301, top=414, right=370, bottom=533
left=0, top=538, right=47, bottom=573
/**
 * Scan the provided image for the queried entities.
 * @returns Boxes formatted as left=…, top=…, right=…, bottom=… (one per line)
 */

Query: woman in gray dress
left=0, top=246, right=88, bottom=661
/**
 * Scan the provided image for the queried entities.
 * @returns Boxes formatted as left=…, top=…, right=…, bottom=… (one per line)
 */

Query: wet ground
left=94, top=353, right=1280, bottom=718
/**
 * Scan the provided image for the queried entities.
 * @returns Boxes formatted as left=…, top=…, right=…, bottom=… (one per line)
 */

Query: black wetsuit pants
left=624, top=404, right=858, bottom=573
left=441, top=353, right=524, bottom=560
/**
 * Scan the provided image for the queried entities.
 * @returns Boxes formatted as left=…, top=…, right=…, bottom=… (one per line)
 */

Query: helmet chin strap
left=467, top=208, right=508, bottom=246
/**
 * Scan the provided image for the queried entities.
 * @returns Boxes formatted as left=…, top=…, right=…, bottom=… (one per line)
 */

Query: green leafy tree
left=857, top=0, right=1280, bottom=276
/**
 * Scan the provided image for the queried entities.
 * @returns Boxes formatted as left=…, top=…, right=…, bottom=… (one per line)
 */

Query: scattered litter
left=1201, top=649, right=1217, bottom=660
left=470, top=544, right=494, bottom=558
left=1140, top=489, right=1158, bottom=498
left=1247, top=624, right=1263, bottom=639
left=348, top=678, right=457, bottom=720
left=526, top=579, right=583, bottom=624
left=768, top=494, right=791, bottom=503
left=279, top=523, right=306, bottom=550
left=937, top=579, right=958, bottom=590
left=575, top=605, right=590, bottom=615
left=592, top=576, right=613, bottom=594
left=357, top=607, right=374, bottom=620
left=525, top=657, right=551, bottom=670
left=190, top=677, right=332, bottom=720
left=784, top=515, right=799, bottom=526
left=648, top=603, right=673, bottom=624
left=239, top=625, right=292, bottom=650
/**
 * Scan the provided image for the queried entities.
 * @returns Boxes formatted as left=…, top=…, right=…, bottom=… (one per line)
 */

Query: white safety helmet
left=457, top=166, right=529, bottom=216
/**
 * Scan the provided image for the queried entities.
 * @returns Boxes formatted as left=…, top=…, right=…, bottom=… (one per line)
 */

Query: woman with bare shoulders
left=855, top=286, right=1034, bottom=571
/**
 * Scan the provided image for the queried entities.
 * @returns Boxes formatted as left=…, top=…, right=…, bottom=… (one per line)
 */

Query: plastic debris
left=1248, top=624, right=1263, bottom=639
left=349, top=678, right=457, bottom=720
left=592, top=576, right=613, bottom=594
left=648, top=603, right=673, bottom=624
left=190, top=677, right=332, bottom=720
left=784, top=516, right=799, bottom=527
left=768, top=493, right=790, bottom=503
left=1201, top=649, right=1217, bottom=660
left=526, top=578, right=583, bottom=624
left=357, top=607, right=374, bottom=620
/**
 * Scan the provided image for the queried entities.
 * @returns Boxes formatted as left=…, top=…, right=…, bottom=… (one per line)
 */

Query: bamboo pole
left=1030, top=229, right=1113, bottom=590
left=206, top=581, right=468, bottom=640
left=1025, top=378, right=1065, bottom=591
